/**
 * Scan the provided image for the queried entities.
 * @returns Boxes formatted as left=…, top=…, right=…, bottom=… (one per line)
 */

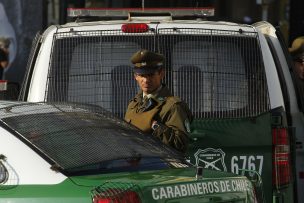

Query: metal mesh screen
left=0, top=102, right=182, bottom=172
left=158, top=28, right=269, bottom=118
left=47, top=30, right=156, bottom=118
left=46, top=27, right=269, bottom=119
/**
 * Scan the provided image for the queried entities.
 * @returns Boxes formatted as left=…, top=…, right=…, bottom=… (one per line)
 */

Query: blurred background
left=0, top=0, right=303, bottom=86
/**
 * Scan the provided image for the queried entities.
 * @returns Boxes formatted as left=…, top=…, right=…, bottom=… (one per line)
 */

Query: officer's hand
left=151, top=120, right=159, bottom=131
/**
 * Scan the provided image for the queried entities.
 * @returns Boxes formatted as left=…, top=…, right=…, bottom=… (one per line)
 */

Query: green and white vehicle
left=0, top=101, right=259, bottom=202
left=15, top=7, right=304, bottom=203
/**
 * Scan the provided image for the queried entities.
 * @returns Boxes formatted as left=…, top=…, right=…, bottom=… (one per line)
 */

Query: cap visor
left=133, top=66, right=159, bottom=74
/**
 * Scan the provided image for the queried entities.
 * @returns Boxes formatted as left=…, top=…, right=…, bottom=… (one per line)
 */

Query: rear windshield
left=47, top=28, right=270, bottom=119
left=0, top=103, right=184, bottom=175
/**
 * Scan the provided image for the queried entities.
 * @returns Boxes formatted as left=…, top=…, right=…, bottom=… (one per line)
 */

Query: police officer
left=125, top=49, right=193, bottom=153
left=289, top=36, right=304, bottom=80
left=289, top=36, right=304, bottom=108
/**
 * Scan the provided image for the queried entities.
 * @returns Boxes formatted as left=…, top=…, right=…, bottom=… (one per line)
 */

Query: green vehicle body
left=187, top=114, right=272, bottom=203
left=0, top=168, right=256, bottom=203
left=0, top=102, right=258, bottom=203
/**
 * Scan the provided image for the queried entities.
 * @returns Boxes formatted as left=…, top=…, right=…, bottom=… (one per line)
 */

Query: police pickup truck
left=17, top=7, right=304, bottom=203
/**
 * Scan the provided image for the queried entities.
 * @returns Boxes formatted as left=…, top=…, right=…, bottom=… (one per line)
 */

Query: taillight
left=93, top=190, right=141, bottom=203
left=272, top=128, right=291, bottom=187
left=121, top=23, right=149, bottom=33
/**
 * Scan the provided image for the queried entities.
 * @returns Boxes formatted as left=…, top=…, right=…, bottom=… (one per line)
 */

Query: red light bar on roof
left=67, top=7, right=215, bottom=18
left=121, top=23, right=149, bottom=33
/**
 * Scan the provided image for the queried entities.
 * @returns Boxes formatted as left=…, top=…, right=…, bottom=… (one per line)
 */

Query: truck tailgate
left=188, top=112, right=272, bottom=202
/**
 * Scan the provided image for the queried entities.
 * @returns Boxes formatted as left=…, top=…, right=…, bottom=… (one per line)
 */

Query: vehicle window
left=172, top=40, right=248, bottom=113
left=158, top=30, right=270, bottom=118
left=47, top=29, right=270, bottom=119
left=0, top=103, right=184, bottom=175
left=47, top=36, right=140, bottom=113
left=111, top=65, right=138, bottom=116
left=68, top=41, right=139, bottom=115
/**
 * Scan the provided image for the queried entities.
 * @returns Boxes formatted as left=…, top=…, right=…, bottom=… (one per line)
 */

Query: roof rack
left=67, top=7, right=215, bottom=22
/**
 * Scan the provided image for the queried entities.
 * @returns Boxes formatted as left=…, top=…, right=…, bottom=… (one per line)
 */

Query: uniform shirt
left=125, top=84, right=193, bottom=153
left=142, top=85, right=163, bottom=99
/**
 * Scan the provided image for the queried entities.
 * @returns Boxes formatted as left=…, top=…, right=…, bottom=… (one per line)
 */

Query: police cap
left=289, top=36, right=304, bottom=60
left=130, top=49, right=165, bottom=74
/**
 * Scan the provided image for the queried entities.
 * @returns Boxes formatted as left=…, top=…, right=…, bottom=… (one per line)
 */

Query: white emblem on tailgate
left=194, top=148, right=227, bottom=172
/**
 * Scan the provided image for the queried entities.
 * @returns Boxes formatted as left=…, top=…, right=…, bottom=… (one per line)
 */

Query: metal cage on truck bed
left=44, top=28, right=270, bottom=119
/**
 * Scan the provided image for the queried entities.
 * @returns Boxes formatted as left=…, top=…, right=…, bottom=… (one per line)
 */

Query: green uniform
left=125, top=85, right=193, bottom=153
